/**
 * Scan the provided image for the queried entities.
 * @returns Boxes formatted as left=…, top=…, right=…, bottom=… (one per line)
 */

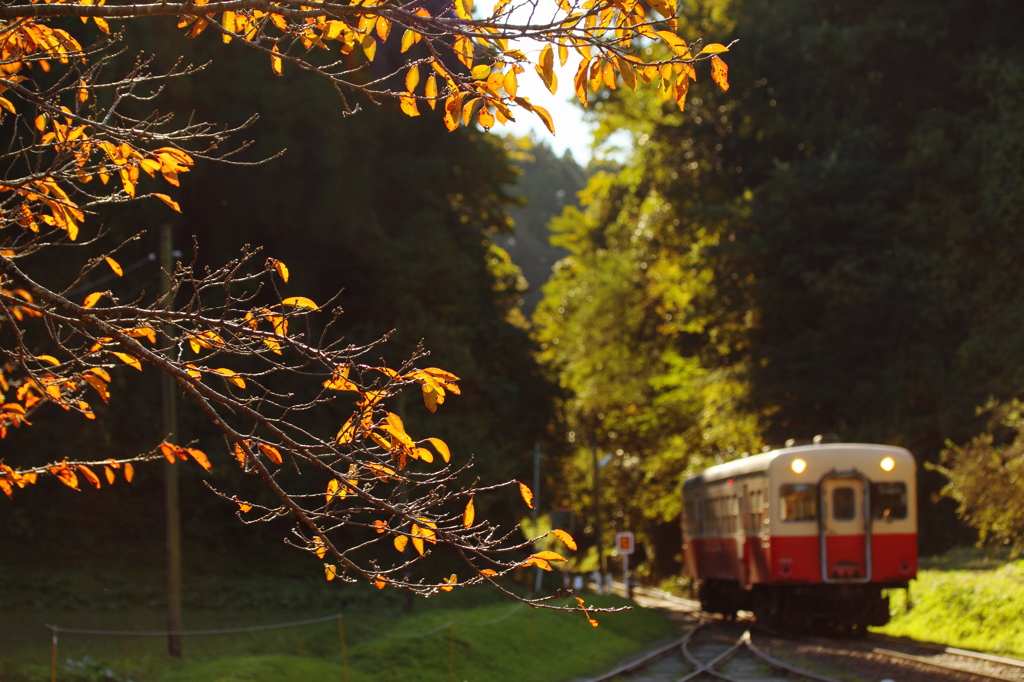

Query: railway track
left=583, top=621, right=841, bottom=682
left=587, top=584, right=1024, bottom=681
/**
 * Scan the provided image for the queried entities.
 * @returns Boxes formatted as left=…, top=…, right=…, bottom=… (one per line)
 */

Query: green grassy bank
left=1, top=591, right=677, bottom=682
left=872, top=547, right=1024, bottom=657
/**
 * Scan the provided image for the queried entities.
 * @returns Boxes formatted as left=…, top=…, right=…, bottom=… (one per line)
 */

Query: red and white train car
left=682, top=443, right=917, bottom=631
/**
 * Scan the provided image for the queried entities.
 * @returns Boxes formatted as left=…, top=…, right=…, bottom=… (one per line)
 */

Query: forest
left=2, top=0, right=1023, bottom=624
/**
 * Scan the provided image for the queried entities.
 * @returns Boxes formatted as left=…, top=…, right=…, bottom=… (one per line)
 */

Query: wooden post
left=160, top=223, right=183, bottom=657
left=337, top=616, right=349, bottom=682
left=50, top=624, right=57, bottom=682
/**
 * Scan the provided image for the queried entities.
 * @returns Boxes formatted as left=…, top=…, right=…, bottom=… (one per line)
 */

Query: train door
left=820, top=474, right=871, bottom=582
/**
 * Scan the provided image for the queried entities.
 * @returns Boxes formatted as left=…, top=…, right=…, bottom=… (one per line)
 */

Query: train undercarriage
left=698, top=579, right=901, bottom=633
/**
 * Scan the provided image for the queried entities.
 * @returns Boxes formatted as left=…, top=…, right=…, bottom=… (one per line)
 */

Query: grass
left=872, top=546, right=1024, bottom=657
left=0, top=585, right=678, bottom=682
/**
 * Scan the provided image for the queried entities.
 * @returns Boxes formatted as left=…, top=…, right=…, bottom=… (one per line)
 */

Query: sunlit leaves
left=104, top=257, right=122, bottom=277
left=282, top=296, right=318, bottom=310
left=425, top=437, right=450, bottom=463
left=536, top=44, right=557, bottom=94
left=151, top=194, right=181, bottom=212
left=258, top=443, right=283, bottom=465
left=271, top=44, right=283, bottom=76
left=711, top=55, right=729, bottom=91
left=393, top=535, right=409, bottom=552
left=111, top=352, right=141, bottom=371
left=325, top=564, right=337, bottom=581
left=575, top=596, right=599, bottom=627
left=463, top=496, right=475, bottom=528
left=440, top=573, right=457, bottom=592
left=700, top=43, right=730, bottom=54
left=83, top=292, right=103, bottom=308
left=519, top=482, right=534, bottom=509
left=551, top=529, right=577, bottom=551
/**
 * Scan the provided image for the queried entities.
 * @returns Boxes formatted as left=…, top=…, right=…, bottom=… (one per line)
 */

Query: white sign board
left=616, top=531, right=635, bottom=555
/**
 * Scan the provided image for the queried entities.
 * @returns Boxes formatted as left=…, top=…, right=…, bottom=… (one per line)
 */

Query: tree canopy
left=536, top=0, right=1024, bottom=572
left=0, top=0, right=736, bottom=600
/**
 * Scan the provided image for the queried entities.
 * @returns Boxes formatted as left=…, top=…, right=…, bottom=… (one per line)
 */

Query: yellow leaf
left=519, top=481, right=534, bottom=509
left=426, top=437, right=450, bottom=463
left=414, top=447, right=433, bottom=463
left=271, top=43, right=283, bottom=76
left=282, top=296, right=318, bottom=310
left=532, top=104, right=555, bottom=135
left=700, top=42, right=730, bottom=54
left=213, top=367, right=246, bottom=389
left=238, top=502, right=252, bottom=512
left=83, top=292, right=103, bottom=308
left=0, top=97, right=16, bottom=115
left=152, top=193, right=181, bottom=212
left=400, top=29, right=417, bottom=53
left=711, top=55, right=729, bottom=91
left=326, top=478, right=340, bottom=503
left=463, top=496, right=475, bottom=528
left=425, top=75, right=438, bottom=109
left=440, top=573, right=457, bottom=592
left=504, top=69, right=518, bottom=98
left=394, top=535, right=409, bottom=552
left=552, top=529, right=577, bottom=551
left=104, top=257, right=122, bottom=277
left=536, top=44, right=557, bottom=94
left=411, top=535, right=425, bottom=555
left=111, top=352, right=141, bottom=371
left=37, top=355, right=60, bottom=366
left=399, top=94, right=420, bottom=117
left=523, top=556, right=552, bottom=571
left=405, top=65, right=420, bottom=93
left=325, top=563, right=337, bottom=581
left=376, top=17, right=391, bottom=41
left=361, top=34, right=377, bottom=61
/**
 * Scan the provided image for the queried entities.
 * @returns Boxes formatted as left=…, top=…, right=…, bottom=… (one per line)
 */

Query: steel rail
left=870, top=648, right=1022, bottom=681
left=867, top=633, right=1024, bottom=670
left=583, top=624, right=706, bottom=682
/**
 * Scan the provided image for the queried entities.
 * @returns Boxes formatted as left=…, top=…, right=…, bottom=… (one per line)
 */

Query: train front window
left=871, top=482, right=908, bottom=520
left=832, top=487, right=856, bottom=520
left=780, top=484, right=818, bottom=521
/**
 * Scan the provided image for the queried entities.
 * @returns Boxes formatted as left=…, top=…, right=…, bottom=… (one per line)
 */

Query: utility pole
left=160, top=223, right=182, bottom=657
left=532, top=442, right=543, bottom=593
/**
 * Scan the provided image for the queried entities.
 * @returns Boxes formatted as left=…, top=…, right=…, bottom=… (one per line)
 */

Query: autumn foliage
left=0, top=0, right=730, bottom=607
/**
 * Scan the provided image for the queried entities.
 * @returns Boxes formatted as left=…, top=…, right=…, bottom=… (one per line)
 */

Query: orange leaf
left=104, top=256, right=123, bottom=277
left=519, top=482, right=534, bottom=509
left=111, top=352, right=141, bottom=371
left=375, top=578, right=386, bottom=589
left=37, top=355, right=60, bottom=366
left=710, top=55, right=729, bottom=91
left=411, top=536, right=424, bottom=555
left=282, top=296, right=318, bottom=310
left=552, top=529, right=577, bottom=551
left=523, top=557, right=552, bottom=571
left=440, top=573, right=457, bottom=592
left=529, top=551, right=567, bottom=563
left=104, top=466, right=115, bottom=485
left=77, top=465, right=101, bottom=489
left=160, top=442, right=179, bottom=463
left=463, top=496, right=475, bottom=528
left=213, top=367, right=246, bottom=389
left=426, top=437, right=450, bottom=463
left=326, top=478, right=340, bottom=503
left=83, top=292, right=103, bottom=308
left=124, top=463, right=134, bottom=482
left=271, top=43, right=283, bottom=75
left=325, top=564, right=337, bottom=581
left=258, top=443, right=283, bottom=464
left=238, top=502, right=252, bottom=512
left=394, top=535, right=409, bottom=552
left=187, top=447, right=212, bottom=471
left=480, top=568, right=497, bottom=577
left=52, top=466, right=79, bottom=490
left=152, top=193, right=181, bottom=212
left=267, top=258, right=289, bottom=283
left=373, top=520, right=387, bottom=534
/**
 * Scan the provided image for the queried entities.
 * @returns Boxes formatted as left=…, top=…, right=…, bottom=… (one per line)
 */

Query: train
left=681, top=442, right=917, bottom=632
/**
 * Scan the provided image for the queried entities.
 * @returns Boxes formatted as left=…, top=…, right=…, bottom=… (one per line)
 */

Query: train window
left=832, top=487, right=856, bottom=520
left=780, top=484, right=818, bottom=521
left=871, top=482, right=908, bottom=520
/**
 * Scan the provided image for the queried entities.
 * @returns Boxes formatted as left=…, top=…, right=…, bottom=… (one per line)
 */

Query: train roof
left=682, top=443, right=912, bottom=489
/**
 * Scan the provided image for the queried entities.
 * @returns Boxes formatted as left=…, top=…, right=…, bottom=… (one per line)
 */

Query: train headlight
left=791, top=458, right=807, bottom=474
left=880, top=456, right=895, bottom=472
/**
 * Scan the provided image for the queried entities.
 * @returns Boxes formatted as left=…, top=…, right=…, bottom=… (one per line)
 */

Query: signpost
left=616, top=531, right=634, bottom=598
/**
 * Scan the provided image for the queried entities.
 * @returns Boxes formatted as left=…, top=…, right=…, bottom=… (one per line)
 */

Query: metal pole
left=622, top=552, right=630, bottom=599
left=533, top=442, right=543, bottom=593
left=592, top=446, right=605, bottom=577
left=160, top=223, right=183, bottom=658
